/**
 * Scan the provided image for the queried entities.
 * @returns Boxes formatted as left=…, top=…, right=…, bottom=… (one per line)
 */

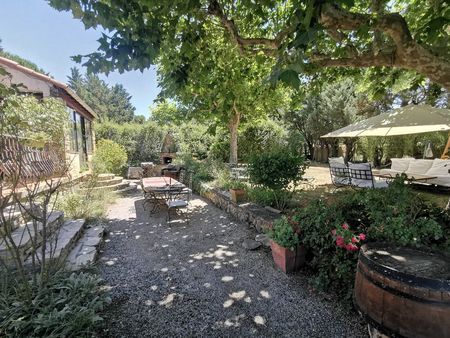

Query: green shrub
left=239, top=120, right=287, bottom=161
left=248, top=149, right=307, bottom=210
left=92, top=139, right=127, bottom=175
left=95, top=121, right=164, bottom=165
left=247, top=186, right=277, bottom=207
left=295, top=181, right=450, bottom=303
left=248, top=150, right=306, bottom=191
left=0, top=272, right=110, bottom=337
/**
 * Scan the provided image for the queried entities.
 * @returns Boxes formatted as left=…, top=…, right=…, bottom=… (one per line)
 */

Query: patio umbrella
left=321, top=104, right=450, bottom=138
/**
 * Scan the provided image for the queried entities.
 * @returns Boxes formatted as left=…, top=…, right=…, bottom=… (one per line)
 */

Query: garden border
left=198, top=182, right=279, bottom=232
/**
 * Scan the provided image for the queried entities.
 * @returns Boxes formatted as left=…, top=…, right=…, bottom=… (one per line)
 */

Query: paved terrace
left=97, top=187, right=366, bottom=337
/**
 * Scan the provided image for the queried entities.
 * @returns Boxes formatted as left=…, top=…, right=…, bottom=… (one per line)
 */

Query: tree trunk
left=229, top=102, right=240, bottom=165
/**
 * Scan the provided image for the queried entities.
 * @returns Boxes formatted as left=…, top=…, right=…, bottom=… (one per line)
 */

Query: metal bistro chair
left=165, top=171, right=193, bottom=222
left=329, top=163, right=351, bottom=188
left=348, top=162, right=388, bottom=189
left=141, top=180, right=167, bottom=213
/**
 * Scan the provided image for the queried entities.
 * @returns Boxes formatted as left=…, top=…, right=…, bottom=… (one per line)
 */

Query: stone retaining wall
left=199, top=183, right=279, bottom=233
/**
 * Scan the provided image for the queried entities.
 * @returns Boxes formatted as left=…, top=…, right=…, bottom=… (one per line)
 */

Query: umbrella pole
left=441, top=132, right=450, bottom=159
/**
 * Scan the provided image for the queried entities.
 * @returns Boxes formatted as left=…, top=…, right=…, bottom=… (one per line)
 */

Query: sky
left=0, top=1, right=159, bottom=118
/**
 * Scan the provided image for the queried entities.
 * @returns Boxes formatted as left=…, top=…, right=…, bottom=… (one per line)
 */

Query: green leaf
left=279, top=69, right=300, bottom=89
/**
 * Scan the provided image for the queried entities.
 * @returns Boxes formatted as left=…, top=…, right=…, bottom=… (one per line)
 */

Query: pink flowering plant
left=331, top=223, right=366, bottom=252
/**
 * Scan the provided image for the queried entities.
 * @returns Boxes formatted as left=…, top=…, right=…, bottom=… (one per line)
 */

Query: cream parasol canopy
left=321, top=104, right=450, bottom=138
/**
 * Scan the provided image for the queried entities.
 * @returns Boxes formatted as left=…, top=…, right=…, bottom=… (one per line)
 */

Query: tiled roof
left=0, top=56, right=98, bottom=119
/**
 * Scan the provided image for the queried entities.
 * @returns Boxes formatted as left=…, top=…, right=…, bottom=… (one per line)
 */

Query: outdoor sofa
left=379, top=158, right=450, bottom=187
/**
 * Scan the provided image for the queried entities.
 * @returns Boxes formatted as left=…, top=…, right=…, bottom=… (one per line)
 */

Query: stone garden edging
left=198, top=182, right=279, bottom=233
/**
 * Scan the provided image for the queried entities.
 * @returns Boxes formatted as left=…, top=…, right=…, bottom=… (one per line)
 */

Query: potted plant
left=266, top=216, right=305, bottom=273
left=229, top=181, right=247, bottom=204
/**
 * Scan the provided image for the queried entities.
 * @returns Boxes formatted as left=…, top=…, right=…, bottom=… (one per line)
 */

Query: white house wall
left=0, top=65, right=52, bottom=97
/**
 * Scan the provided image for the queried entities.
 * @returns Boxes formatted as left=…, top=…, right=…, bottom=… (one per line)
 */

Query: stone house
left=0, top=56, right=97, bottom=179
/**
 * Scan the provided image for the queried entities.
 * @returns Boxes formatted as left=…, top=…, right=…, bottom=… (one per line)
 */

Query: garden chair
left=328, top=157, right=351, bottom=187
left=177, top=169, right=193, bottom=200
left=348, top=162, right=388, bottom=189
left=140, top=180, right=166, bottom=213
left=165, top=172, right=193, bottom=222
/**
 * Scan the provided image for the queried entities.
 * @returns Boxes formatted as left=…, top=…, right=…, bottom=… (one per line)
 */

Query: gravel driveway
left=98, top=190, right=367, bottom=337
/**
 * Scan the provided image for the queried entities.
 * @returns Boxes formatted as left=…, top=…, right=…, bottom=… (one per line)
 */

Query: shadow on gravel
left=97, top=193, right=367, bottom=338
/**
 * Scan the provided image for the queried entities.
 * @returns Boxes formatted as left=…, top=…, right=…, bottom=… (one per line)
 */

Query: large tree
left=48, top=0, right=449, bottom=90
left=285, top=79, right=376, bottom=161
left=157, top=23, right=287, bottom=163
left=68, top=67, right=136, bottom=123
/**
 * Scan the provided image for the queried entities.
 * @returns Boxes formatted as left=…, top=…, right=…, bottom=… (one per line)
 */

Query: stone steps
left=90, top=181, right=130, bottom=192
left=26, top=219, right=85, bottom=264
left=97, top=173, right=115, bottom=181
left=66, top=224, right=105, bottom=271
left=93, top=176, right=123, bottom=187
left=0, top=211, right=64, bottom=261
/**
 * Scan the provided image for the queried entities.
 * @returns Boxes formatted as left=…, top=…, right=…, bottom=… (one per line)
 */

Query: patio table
left=141, top=177, right=186, bottom=213
left=142, top=177, right=184, bottom=192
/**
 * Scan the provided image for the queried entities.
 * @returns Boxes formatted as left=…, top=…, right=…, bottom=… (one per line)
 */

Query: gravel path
left=98, top=190, right=367, bottom=338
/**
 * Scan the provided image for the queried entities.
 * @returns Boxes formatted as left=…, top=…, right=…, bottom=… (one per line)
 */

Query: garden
left=1, top=0, right=450, bottom=337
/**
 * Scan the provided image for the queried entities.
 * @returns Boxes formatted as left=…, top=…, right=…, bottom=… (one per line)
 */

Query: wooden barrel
left=354, top=243, right=450, bottom=338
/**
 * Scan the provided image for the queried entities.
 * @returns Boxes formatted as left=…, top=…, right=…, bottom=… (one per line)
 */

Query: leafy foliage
left=0, top=272, right=110, bottom=338
left=48, top=0, right=450, bottom=91
left=1, top=94, right=67, bottom=144
left=248, top=148, right=307, bottom=210
left=248, top=150, right=306, bottom=191
left=95, top=121, right=164, bottom=165
left=295, top=180, right=450, bottom=302
left=92, top=139, right=128, bottom=175
left=266, top=216, right=300, bottom=250
left=68, top=67, right=137, bottom=123
left=149, top=100, right=185, bottom=125
left=284, top=79, right=375, bottom=160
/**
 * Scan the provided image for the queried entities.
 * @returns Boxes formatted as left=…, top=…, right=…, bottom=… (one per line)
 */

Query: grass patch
left=55, top=188, right=117, bottom=221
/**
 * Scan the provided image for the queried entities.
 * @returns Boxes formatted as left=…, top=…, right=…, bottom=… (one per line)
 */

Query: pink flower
left=345, top=243, right=359, bottom=251
left=342, top=223, right=349, bottom=230
left=351, top=236, right=358, bottom=243
left=359, top=233, right=366, bottom=241
left=331, top=229, right=337, bottom=236
left=336, top=236, right=345, bottom=248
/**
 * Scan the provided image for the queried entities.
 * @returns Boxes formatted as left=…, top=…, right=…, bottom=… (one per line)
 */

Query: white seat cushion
left=348, top=162, right=373, bottom=188
left=425, top=159, right=450, bottom=176
left=406, top=159, right=433, bottom=175
left=329, top=162, right=350, bottom=185
left=390, top=158, right=412, bottom=172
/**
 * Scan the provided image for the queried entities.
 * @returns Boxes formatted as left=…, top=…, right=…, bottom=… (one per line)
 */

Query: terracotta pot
left=229, top=188, right=246, bottom=203
left=270, top=240, right=306, bottom=273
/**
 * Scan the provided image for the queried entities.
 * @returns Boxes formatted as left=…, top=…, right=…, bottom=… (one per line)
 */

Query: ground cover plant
left=291, top=179, right=450, bottom=302
left=0, top=272, right=110, bottom=338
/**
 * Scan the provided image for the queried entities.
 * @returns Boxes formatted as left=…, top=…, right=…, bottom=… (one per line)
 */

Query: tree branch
left=207, top=0, right=291, bottom=54
left=311, top=52, right=394, bottom=68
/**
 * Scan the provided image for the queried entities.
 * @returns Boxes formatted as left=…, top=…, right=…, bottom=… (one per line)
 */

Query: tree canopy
left=68, top=67, right=138, bottom=123
left=48, top=0, right=450, bottom=90
left=157, top=22, right=289, bottom=163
